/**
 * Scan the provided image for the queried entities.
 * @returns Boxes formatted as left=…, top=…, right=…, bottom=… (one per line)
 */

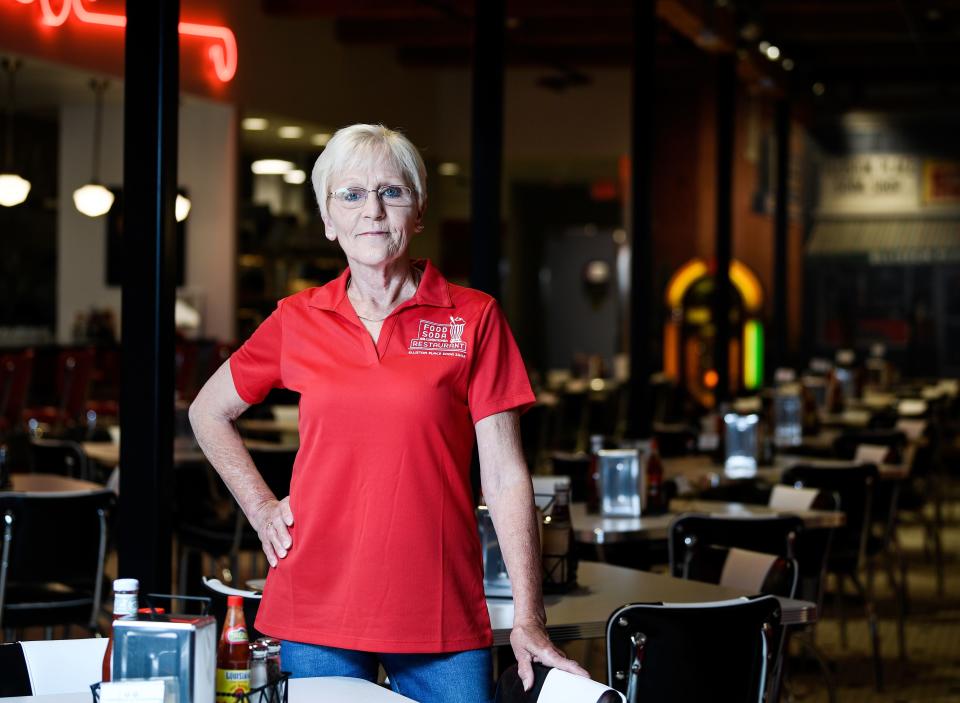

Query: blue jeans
left=281, top=641, right=494, bottom=703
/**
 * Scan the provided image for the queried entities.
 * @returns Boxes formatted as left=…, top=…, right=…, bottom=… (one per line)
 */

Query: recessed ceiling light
left=812, top=82, right=826, bottom=97
left=782, top=58, right=795, bottom=71
left=438, top=162, right=460, bottom=176
left=758, top=40, right=771, bottom=54
left=284, top=169, right=307, bottom=184
left=251, top=159, right=295, bottom=175
left=765, top=45, right=781, bottom=61
left=278, top=125, right=304, bottom=139
left=241, top=117, right=268, bottom=131
left=311, top=132, right=332, bottom=146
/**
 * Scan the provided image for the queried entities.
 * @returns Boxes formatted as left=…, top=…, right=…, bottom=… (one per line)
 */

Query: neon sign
left=8, top=0, right=238, bottom=82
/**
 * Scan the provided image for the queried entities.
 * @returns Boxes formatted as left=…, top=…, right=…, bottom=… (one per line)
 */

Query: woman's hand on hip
left=510, top=617, right=590, bottom=690
left=250, top=497, right=294, bottom=568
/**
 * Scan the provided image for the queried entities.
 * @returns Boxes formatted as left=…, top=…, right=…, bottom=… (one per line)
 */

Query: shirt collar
left=306, top=258, right=453, bottom=312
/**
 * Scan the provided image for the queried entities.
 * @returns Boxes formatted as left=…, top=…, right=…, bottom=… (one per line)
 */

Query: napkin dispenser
left=112, top=613, right=216, bottom=703
left=598, top=448, right=644, bottom=517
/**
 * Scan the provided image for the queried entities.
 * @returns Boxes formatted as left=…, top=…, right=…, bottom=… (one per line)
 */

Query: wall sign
left=818, top=154, right=919, bottom=215
left=6, top=0, right=237, bottom=82
left=923, top=160, right=960, bottom=206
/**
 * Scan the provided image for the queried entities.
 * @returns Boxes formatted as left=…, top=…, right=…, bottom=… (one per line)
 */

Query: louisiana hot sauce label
left=216, top=668, right=251, bottom=703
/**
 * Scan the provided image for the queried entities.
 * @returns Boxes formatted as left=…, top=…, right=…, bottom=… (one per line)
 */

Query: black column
left=119, top=0, right=179, bottom=592
left=772, top=99, right=791, bottom=376
left=713, top=54, right=735, bottom=405
left=470, top=0, right=505, bottom=298
left=625, top=0, right=657, bottom=438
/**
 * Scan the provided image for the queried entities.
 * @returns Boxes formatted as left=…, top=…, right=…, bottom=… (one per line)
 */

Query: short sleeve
left=229, top=302, right=284, bottom=404
left=467, top=299, right=536, bottom=423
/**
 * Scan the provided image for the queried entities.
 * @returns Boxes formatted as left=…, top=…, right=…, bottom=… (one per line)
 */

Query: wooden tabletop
left=487, top=561, right=817, bottom=645
left=570, top=499, right=845, bottom=544
left=663, top=453, right=909, bottom=487
left=5, top=473, right=106, bottom=493
left=82, top=440, right=298, bottom=467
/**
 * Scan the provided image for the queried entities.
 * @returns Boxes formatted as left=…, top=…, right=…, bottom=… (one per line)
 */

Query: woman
left=189, top=124, right=587, bottom=703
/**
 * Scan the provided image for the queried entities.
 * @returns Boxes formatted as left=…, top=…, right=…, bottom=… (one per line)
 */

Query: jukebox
left=662, top=257, right=765, bottom=408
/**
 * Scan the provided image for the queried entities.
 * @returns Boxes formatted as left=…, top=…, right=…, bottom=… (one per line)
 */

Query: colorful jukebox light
left=663, top=258, right=765, bottom=407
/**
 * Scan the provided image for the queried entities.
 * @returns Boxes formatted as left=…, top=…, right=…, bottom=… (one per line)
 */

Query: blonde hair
left=311, top=123, right=427, bottom=222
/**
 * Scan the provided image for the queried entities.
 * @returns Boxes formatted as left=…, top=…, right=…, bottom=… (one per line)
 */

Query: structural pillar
left=470, top=0, right=506, bottom=298
left=119, top=0, right=179, bottom=592
left=713, top=53, right=736, bottom=405
left=772, top=99, right=791, bottom=376
left=624, top=0, right=658, bottom=438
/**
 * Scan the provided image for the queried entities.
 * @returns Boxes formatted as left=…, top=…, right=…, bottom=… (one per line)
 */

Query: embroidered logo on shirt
left=409, top=316, right=467, bottom=358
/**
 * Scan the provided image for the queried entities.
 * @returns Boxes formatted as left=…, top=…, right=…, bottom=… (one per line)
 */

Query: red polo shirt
left=229, top=259, right=535, bottom=653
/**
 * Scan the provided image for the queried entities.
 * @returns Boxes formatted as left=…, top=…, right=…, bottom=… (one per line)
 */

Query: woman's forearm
left=476, top=411, right=545, bottom=624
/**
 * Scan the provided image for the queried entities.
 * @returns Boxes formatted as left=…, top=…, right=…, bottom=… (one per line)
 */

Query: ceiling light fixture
left=283, top=169, right=306, bottom=184
left=241, top=117, right=268, bottom=131
left=278, top=125, right=303, bottom=139
left=765, top=45, right=781, bottom=61
left=73, top=79, right=114, bottom=217
left=175, top=191, right=191, bottom=222
left=758, top=40, right=771, bottom=54
left=0, top=57, right=31, bottom=208
left=812, top=82, right=826, bottom=97
left=782, top=58, right=795, bottom=72
left=311, top=132, right=331, bottom=147
left=251, top=159, right=295, bottom=175
left=437, top=162, right=460, bottom=176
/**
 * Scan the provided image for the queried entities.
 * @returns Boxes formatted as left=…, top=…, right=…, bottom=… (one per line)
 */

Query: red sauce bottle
left=216, top=596, right=251, bottom=703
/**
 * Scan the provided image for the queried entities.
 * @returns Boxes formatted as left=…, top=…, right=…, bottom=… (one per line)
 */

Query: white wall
left=58, top=97, right=236, bottom=343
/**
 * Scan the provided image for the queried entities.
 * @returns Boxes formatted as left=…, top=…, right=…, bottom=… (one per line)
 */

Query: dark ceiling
left=261, top=0, right=960, bottom=108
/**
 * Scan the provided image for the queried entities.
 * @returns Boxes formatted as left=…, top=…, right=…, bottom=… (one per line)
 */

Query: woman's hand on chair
left=251, top=496, right=294, bottom=568
left=510, top=616, right=590, bottom=690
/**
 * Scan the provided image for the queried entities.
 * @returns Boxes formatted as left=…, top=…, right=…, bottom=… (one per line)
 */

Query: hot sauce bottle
left=216, top=595, right=251, bottom=703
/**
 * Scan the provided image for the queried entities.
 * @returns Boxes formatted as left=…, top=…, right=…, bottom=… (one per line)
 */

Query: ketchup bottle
left=102, top=578, right=139, bottom=682
left=216, top=596, right=251, bottom=703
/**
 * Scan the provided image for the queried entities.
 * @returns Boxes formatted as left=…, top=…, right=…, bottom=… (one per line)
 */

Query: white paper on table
left=896, top=419, right=927, bottom=441
left=898, top=399, right=928, bottom=417
left=720, top=548, right=778, bottom=593
left=539, top=669, right=626, bottom=703
left=854, top=444, right=890, bottom=465
left=769, top=484, right=819, bottom=511
left=99, top=680, right=167, bottom=703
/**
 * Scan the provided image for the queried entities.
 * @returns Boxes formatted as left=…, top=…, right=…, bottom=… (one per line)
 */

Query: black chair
left=668, top=514, right=804, bottom=578
left=781, top=463, right=895, bottom=691
left=27, top=438, right=89, bottom=480
left=606, top=596, right=780, bottom=703
left=832, top=429, right=907, bottom=464
left=0, top=642, right=31, bottom=697
left=0, top=489, right=114, bottom=640
left=496, top=663, right=622, bottom=703
left=681, top=544, right=798, bottom=598
left=176, top=448, right=294, bottom=593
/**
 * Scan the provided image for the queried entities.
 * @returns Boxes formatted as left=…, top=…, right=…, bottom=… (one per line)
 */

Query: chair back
left=18, top=639, right=107, bottom=695
left=0, top=350, right=33, bottom=431
left=0, top=490, right=114, bottom=629
left=780, top=463, right=876, bottom=567
left=496, top=663, right=624, bottom=703
left=606, top=596, right=780, bottom=703
left=28, top=438, right=88, bottom=479
left=668, top=514, right=803, bottom=578
left=683, top=545, right=798, bottom=598
left=55, top=348, right=96, bottom=422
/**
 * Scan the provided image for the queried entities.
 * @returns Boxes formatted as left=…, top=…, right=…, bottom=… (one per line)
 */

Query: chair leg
left=851, top=574, right=883, bottom=692
left=835, top=573, right=848, bottom=649
left=792, top=630, right=838, bottom=703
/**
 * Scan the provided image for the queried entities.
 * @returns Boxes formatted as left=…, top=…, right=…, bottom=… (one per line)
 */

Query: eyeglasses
left=329, top=185, right=415, bottom=209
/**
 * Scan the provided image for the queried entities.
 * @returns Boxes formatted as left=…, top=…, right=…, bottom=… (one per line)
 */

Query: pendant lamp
left=73, top=79, right=114, bottom=217
left=0, top=58, right=31, bottom=208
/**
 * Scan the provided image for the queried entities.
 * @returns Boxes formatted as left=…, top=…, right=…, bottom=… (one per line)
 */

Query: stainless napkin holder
left=112, top=613, right=217, bottom=703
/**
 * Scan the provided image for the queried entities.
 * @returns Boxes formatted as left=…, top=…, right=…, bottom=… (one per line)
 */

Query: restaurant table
left=82, top=439, right=298, bottom=468
left=0, top=677, right=415, bottom=703
left=486, top=561, right=817, bottom=645
left=663, top=453, right=909, bottom=486
left=569, top=499, right=845, bottom=545
left=248, top=561, right=817, bottom=647
left=3, top=473, right=105, bottom=493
